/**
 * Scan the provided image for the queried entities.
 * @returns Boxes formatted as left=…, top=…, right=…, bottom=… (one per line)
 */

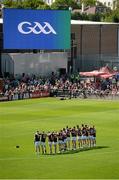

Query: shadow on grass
left=45, top=146, right=109, bottom=156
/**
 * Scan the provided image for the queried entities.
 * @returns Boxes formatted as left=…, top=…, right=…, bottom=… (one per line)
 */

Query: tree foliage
left=71, top=12, right=102, bottom=21
left=80, top=0, right=96, bottom=6
left=51, top=0, right=79, bottom=10
left=104, top=8, right=119, bottom=22
left=2, top=0, right=50, bottom=9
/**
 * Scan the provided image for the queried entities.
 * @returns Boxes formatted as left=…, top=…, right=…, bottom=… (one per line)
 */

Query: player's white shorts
left=89, top=135, right=93, bottom=140
left=67, top=137, right=70, bottom=142
left=82, top=135, right=86, bottom=140
left=48, top=142, right=53, bottom=146
left=93, top=136, right=96, bottom=140
left=64, top=139, right=67, bottom=143
left=53, top=142, right=57, bottom=145
left=35, top=141, right=40, bottom=147
left=72, top=137, right=77, bottom=141
left=41, top=142, right=46, bottom=146
left=78, top=136, right=82, bottom=141
left=58, top=140, right=63, bottom=145
left=86, top=136, right=89, bottom=140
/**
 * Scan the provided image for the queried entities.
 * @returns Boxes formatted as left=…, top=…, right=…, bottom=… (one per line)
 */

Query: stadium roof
left=0, top=18, right=118, bottom=25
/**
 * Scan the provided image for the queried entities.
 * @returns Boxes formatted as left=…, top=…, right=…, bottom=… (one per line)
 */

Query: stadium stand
left=0, top=72, right=119, bottom=101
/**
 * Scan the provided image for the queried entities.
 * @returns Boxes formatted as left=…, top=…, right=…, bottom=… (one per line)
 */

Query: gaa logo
left=18, top=21, right=57, bottom=35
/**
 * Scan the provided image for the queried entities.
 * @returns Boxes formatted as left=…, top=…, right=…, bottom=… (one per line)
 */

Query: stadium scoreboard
left=3, top=8, right=71, bottom=50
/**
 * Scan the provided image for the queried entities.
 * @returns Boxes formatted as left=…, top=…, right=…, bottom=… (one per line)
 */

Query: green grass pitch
left=0, top=97, right=119, bottom=179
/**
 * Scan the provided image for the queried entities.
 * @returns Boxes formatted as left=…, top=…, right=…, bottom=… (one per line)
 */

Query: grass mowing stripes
left=0, top=98, right=119, bottom=179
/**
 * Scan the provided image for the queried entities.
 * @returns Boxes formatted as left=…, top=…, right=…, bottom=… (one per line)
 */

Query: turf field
left=0, top=97, right=119, bottom=179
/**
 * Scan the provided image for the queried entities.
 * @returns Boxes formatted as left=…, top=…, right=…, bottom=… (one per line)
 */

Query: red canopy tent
left=79, top=66, right=118, bottom=78
left=79, top=70, right=105, bottom=77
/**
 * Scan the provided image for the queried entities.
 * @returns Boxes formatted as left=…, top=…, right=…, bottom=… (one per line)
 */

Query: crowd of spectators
left=0, top=73, right=51, bottom=100
left=1, top=72, right=119, bottom=101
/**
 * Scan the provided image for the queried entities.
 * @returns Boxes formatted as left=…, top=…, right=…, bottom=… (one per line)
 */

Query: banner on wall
left=3, top=8, right=71, bottom=49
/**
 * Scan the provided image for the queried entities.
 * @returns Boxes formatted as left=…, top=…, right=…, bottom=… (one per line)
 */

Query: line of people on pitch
left=34, top=124, right=96, bottom=155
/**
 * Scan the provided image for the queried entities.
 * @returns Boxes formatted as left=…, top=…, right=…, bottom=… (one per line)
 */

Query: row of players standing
left=34, top=124, right=96, bottom=154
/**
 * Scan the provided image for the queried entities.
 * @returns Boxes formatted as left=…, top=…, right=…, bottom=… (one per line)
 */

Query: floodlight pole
left=71, top=40, right=74, bottom=73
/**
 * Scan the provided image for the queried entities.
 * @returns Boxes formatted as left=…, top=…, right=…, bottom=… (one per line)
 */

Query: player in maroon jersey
left=47, top=132, right=53, bottom=154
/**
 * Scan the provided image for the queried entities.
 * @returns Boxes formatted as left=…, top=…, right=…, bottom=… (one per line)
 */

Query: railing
left=0, top=90, right=50, bottom=102
left=0, top=88, right=119, bottom=102
left=50, top=88, right=119, bottom=100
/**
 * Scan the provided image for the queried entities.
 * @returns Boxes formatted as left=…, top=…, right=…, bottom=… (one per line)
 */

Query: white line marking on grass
left=0, top=150, right=119, bottom=161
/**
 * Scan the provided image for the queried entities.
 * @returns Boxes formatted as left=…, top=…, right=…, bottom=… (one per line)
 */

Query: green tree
left=22, top=0, right=46, bottom=9
left=81, top=12, right=89, bottom=20
left=2, top=0, right=14, bottom=8
left=117, top=0, right=119, bottom=8
left=71, top=12, right=90, bottom=20
left=37, top=4, right=51, bottom=9
left=80, top=0, right=96, bottom=6
left=71, top=12, right=82, bottom=20
left=2, top=0, right=49, bottom=9
left=51, top=0, right=79, bottom=10
left=111, top=9, right=119, bottom=22
left=88, top=13, right=102, bottom=21
left=104, top=8, right=119, bottom=22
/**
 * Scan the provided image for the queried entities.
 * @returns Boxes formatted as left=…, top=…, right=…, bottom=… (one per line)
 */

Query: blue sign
left=3, top=9, right=71, bottom=49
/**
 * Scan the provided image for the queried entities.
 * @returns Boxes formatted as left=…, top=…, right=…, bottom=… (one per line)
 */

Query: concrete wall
left=10, top=52, right=68, bottom=76
left=71, top=24, right=119, bottom=72
left=101, top=25, right=118, bottom=55
left=1, top=53, right=14, bottom=76
left=82, top=25, right=100, bottom=55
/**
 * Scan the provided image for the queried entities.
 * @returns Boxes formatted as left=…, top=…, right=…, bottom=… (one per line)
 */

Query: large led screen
left=3, top=9, right=71, bottom=49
